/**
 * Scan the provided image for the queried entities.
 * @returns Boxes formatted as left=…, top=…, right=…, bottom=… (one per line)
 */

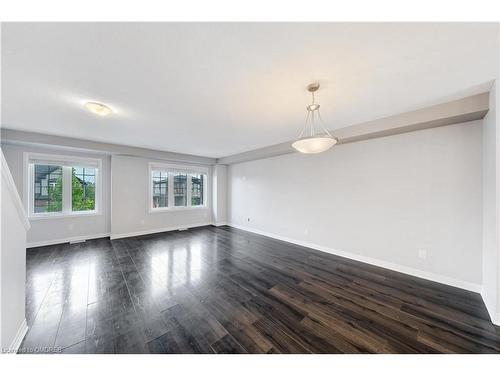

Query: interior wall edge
left=481, top=288, right=500, bottom=326
left=25, top=221, right=223, bottom=247
left=26, top=232, right=111, bottom=249
left=2, top=143, right=112, bottom=245
left=213, top=222, right=228, bottom=227
left=1, top=150, right=30, bottom=231
left=481, top=77, right=499, bottom=328
left=109, top=221, right=213, bottom=240
left=228, top=223, right=483, bottom=294
left=6, top=318, right=28, bottom=354
left=0, top=129, right=217, bottom=166
left=218, top=91, right=489, bottom=165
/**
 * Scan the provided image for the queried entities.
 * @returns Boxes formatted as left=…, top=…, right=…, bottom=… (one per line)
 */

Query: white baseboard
left=7, top=319, right=28, bottom=354
left=228, top=223, right=482, bottom=294
left=480, top=289, right=500, bottom=326
left=27, top=233, right=110, bottom=248
left=110, top=222, right=211, bottom=240
left=490, top=312, right=500, bottom=326
left=212, top=222, right=228, bottom=227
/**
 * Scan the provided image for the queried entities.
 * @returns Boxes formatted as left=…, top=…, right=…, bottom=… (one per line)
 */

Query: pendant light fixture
left=292, top=83, right=338, bottom=154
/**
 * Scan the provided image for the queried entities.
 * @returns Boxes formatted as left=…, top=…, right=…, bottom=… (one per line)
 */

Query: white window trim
left=24, top=152, right=102, bottom=220
left=148, top=162, right=208, bottom=213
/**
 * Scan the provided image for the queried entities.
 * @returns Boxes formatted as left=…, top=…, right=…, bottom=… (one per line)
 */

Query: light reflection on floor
left=29, top=270, right=55, bottom=312
left=150, top=241, right=204, bottom=296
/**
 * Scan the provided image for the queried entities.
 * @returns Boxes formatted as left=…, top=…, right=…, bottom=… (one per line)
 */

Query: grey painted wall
left=110, top=155, right=213, bottom=238
left=1, top=151, right=27, bottom=350
left=1, top=144, right=111, bottom=246
left=482, top=82, right=500, bottom=324
left=212, top=164, right=228, bottom=225
left=1, top=144, right=216, bottom=246
left=228, top=121, right=483, bottom=287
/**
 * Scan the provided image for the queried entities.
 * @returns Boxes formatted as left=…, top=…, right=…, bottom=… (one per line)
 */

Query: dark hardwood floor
left=19, top=225, right=500, bottom=354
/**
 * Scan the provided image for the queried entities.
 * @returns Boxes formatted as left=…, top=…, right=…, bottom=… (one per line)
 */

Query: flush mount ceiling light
left=84, top=101, right=113, bottom=116
left=292, top=83, right=339, bottom=154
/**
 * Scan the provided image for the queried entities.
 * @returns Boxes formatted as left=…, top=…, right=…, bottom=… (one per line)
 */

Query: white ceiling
left=1, top=23, right=498, bottom=158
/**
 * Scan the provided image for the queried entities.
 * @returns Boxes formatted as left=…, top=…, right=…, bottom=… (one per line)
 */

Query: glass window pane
left=73, top=166, right=84, bottom=175
left=34, top=164, right=63, bottom=213
left=152, top=170, right=168, bottom=208
left=191, top=173, right=205, bottom=206
left=72, top=167, right=96, bottom=212
left=173, top=173, right=187, bottom=207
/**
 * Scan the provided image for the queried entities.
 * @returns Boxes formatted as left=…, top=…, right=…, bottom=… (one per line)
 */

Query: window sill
left=149, top=206, right=208, bottom=214
left=29, top=211, right=101, bottom=221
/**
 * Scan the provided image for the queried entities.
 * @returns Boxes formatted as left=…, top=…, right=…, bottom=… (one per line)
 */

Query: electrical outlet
left=140, top=219, right=145, bottom=225
left=418, top=249, right=427, bottom=260
left=304, top=228, right=309, bottom=235
left=247, top=218, right=250, bottom=222
left=68, top=223, right=74, bottom=230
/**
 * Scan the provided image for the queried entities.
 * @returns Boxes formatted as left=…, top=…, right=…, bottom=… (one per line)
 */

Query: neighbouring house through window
left=150, top=163, right=207, bottom=211
left=26, top=153, right=101, bottom=218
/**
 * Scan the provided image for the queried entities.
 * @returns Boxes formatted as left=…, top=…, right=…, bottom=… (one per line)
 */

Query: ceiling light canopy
left=84, top=101, right=113, bottom=116
left=292, top=83, right=338, bottom=154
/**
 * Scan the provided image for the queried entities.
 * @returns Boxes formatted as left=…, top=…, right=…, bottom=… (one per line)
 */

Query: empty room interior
left=2, top=21, right=500, bottom=356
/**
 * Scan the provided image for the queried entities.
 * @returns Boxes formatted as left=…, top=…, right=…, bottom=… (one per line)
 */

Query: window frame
left=148, top=162, right=208, bottom=213
left=24, top=152, right=102, bottom=220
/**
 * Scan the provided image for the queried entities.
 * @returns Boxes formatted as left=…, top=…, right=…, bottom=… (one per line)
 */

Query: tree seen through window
left=72, top=167, right=96, bottom=211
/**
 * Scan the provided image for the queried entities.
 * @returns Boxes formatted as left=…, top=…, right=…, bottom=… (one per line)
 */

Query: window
left=173, top=172, right=187, bottom=207
left=152, top=170, right=168, bottom=208
left=190, top=173, right=204, bottom=206
left=26, top=153, right=101, bottom=218
left=34, top=165, right=63, bottom=213
left=149, top=163, right=207, bottom=211
left=72, top=167, right=96, bottom=211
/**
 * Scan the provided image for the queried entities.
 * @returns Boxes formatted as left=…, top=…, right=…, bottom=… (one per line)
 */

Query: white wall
left=1, top=150, right=28, bottom=351
left=482, top=81, right=500, bottom=325
left=212, top=164, right=228, bottom=225
left=110, top=155, right=213, bottom=238
left=1, top=144, right=217, bottom=246
left=1, top=144, right=111, bottom=247
left=228, top=121, right=483, bottom=290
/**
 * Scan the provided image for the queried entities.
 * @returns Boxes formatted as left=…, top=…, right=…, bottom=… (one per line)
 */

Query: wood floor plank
left=211, top=334, right=248, bottom=354
left=19, top=225, right=500, bottom=354
left=220, top=320, right=275, bottom=354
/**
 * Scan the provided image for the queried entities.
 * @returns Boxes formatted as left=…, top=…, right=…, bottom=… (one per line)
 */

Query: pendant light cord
left=298, top=110, right=310, bottom=139
left=295, top=85, right=336, bottom=140
left=310, top=90, right=315, bottom=136
left=316, top=109, right=333, bottom=137
left=311, top=109, right=316, bottom=136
